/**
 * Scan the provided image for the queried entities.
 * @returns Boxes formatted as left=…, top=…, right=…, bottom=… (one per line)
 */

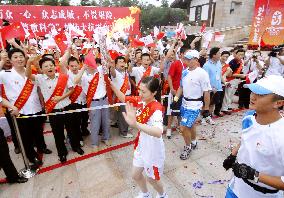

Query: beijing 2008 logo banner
left=248, top=0, right=284, bottom=46
left=0, top=5, right=140, bottom=36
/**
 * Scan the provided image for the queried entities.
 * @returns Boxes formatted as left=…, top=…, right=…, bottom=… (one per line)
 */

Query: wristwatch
left=254, top=171, right=260, bottom=183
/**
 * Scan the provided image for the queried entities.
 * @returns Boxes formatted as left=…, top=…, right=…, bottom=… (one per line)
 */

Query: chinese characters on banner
left=248, top=0, right=284, bottom=46
left=0, top=5, right=140, bottom=36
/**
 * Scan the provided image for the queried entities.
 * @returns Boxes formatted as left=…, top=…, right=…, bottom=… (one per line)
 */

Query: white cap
left=244, top=75, right=284, bottom=97
left=184, top=50, right=200, bottom=60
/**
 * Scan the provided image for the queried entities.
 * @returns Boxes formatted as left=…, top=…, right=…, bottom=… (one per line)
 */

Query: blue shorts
left=180, top=107, right=200, bottom=128
left=225, top=187, right=238, bottom=198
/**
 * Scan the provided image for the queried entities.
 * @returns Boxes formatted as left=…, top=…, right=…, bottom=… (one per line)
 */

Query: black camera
left=269, top=44, right=284, bottom=57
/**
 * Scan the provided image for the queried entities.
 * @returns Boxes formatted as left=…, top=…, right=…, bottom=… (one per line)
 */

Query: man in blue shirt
left=203, top=47, right=223, bottom=121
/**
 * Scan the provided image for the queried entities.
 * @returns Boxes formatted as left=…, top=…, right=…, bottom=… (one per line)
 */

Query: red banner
left=0, top=5, right=140, bottom=36
left=248, top=0, right=284, bottom=46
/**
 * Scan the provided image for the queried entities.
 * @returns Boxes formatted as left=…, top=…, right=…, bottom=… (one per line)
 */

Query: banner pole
left=11, top=115, right=37, bottom=178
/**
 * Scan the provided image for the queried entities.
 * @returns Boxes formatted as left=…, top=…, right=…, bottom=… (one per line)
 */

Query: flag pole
left=11, top=115, right=38, bottom=178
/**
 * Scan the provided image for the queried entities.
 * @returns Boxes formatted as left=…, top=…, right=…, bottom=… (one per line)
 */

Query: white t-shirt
left=130, top=66, right=160, bottom=85
left=68, top=70, right=86, bottom=105
left=80, top=66, right=106, bottom=100
left=127, top=96, right=165, bottom=166
left=180, top=67, right=211, bottom=110
left=265, top=57, right=284, bottom=77
left=0, top=68, right=42, bottom=114
left=34, top=73, right=74, bottom=110
left=111, top=69, right=131, bottom=96
left=230, top=111, right=284, bottom=198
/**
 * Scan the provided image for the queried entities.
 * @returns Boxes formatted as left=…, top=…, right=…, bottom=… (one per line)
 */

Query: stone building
left=170, top=0, right=257, bottom=47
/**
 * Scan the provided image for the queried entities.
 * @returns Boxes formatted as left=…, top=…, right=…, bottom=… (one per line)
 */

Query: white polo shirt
left=230, top=111, right=284, bottom=198
left=111, top=69, right=131, bottom=96
left=34, top=73, right=74, bottom=110
left=180, top=67, right=211, bottom=110
left=130, top=66, right=160, bottom=85
left=0, top=68, right=42, bottom=115
left=68, top=70, right=86, bottom=105
left=265, top=57, right=283, bottom=77
left=81, top=66, right=106, bottom=100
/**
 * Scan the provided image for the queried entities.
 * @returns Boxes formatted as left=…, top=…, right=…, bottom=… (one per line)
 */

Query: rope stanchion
left=17, top=102, right=127, bottom=119
left=11, top=115, right=38, bottom=178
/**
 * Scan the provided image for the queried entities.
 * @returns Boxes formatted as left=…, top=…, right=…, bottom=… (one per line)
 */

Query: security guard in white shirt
left=223, top=75, right=284, bottom=198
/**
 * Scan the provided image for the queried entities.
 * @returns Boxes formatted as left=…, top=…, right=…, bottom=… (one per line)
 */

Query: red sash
left=222, top=64, right=230, bottom=76
left=45, top=74, right=68, bottom=113
left=127, top=98, right=163, bottom=150
left=227, top=62, right=243, bottom=82
left=14, top=79, right=34, bottom=111
left=1, top=84, right=8, bottom=100
left=136, top=66, right=152, bottom=95
left=1, top=80, right=34, bottom=111
left=86, top=73, right=100, bottom=107
left=104, top=74, right=113, bottom=105
left=162, top=80, right=169, bottom=95
left=114, top=73, right=129, bottom=103
left=69, top=85, right=83, bottom=104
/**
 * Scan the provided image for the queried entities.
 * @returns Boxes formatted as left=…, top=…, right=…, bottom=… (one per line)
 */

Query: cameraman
left=264, top=45, right=284, bottom=77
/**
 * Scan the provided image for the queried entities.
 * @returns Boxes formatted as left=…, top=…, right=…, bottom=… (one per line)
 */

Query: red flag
left=1, top=22, right=26, bottom=45
left=109, top=50, right=122, bottom=60
left=84, top=49, right=97, bottom=69
left=156, top=32, right=165, bottom=40
left=131, top=38, right=145, bottom=47
left=84, top=30, right=93, bottom=39
left=200, top=22, right=206, bottom=33
left=54, top=31, right=67, bottom=53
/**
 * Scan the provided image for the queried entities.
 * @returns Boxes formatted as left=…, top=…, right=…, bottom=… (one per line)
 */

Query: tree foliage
left=141, top=7, right=187, bottom=33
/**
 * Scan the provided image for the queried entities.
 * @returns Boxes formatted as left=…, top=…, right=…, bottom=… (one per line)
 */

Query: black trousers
left=6, top=110, right=47, bottom=152
left=49, top=105, right=81, bottom=157
left=0, top=128, right=19, bottom=181
left=214, top=89, right=225, bottom=114
left=238, top=81, right=251, bottom=108
left=16, top=113, right=48, bottom=161
left=69, top=103, right=89, bottom=136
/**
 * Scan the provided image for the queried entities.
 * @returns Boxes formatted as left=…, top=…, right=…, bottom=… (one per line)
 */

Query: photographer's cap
left=244, top=75, right=284, bottom=97
left=184, top=50, right=199, bottom=60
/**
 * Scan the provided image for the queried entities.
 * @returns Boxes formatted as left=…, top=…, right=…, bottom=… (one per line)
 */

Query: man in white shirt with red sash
left=129, top=53, right=161, bottom=95
left=110, top=56, right=133, bottom=138
left=26, top=56, right=84, bottom=163
left=0, top=48, right=51, bottom=167
left=60, top=55, right=90, bottom=145
left=75, top=58, right=111, bottom=151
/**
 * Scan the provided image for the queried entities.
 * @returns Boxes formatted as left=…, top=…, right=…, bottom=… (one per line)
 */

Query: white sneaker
left=135, top=192, right=152, bottom=198
left=156, top=192, right=168, bottom=198
left=120, top=133, right=134, bottom=138
left=201, top=118, right=207, bottom=126
left=206, top=116, right=215, bottom=125
left=166, top=129, right=171, bottom=139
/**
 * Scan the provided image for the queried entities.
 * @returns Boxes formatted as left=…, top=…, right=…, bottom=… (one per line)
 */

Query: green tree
left=81, top=0, right=91, bottom=6
left=141, top=7, right=187, bottom=33
left=42, top=0, right=59, bottom=5
left=161, top=0, right=168, bottom=8
left=99, top=0, right=112, bottom=6
left=59, top=0, right=69, bottom=6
